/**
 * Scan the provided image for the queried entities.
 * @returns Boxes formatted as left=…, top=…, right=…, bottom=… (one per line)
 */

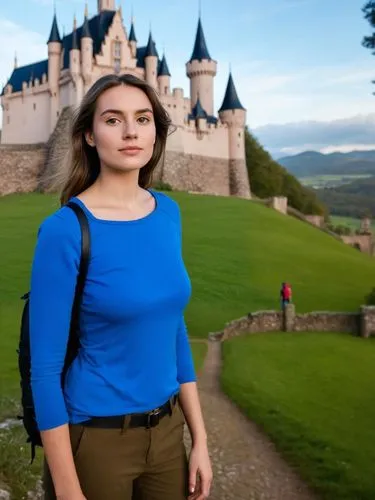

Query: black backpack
left=17, top=202, right=90, bottom=462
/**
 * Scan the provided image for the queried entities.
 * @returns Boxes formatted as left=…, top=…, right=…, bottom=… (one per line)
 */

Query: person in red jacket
left=280, top=282, right=292, bottom=309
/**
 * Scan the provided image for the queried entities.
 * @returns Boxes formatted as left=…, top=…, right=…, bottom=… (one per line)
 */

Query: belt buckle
left=147, top=407, right=161, bottom=428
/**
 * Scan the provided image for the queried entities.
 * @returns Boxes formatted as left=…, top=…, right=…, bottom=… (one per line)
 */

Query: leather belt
left=80, top=394, right=179, bottom=429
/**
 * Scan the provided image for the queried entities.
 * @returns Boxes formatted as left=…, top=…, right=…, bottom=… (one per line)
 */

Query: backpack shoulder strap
left=64, top=202, right=91, bottom=365
left=66, top=201, right=91, bottom=313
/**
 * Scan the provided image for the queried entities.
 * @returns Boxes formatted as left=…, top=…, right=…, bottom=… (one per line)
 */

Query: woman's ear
left=84, top=131, right=95, bottom=147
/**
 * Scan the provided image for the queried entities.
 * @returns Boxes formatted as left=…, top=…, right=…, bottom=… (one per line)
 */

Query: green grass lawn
left=2, top=191, right=375, bottom=498
left=222, top=333, right=375, bottom=500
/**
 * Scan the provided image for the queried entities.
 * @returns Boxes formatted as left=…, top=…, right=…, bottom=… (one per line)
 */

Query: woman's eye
left=138, top=116, right=150, bottom=124
left=106, top=118, right=120, bottom=125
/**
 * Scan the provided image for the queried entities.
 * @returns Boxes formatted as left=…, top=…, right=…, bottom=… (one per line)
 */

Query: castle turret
left=186, top=17, right=217, bottom=117
left=97, top=0, right=115, bottom=12
left=128, top=19, right=137, bottom=58
left=158, top=54, right=171, bottom=95
left=47, top=11, right=62, bottom=132
left=70, top=16, right=80, bottom=78
left=144, top=32, right=158, bottom=89
left=218, top=72, right=251, bottom=198
left=81, top=4, right=93, bottom=89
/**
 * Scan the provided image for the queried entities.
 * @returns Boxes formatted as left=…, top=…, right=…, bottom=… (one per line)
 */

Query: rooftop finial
left=199, top=0, right=202, bottom=17
left=73, top=13, right=77, bottom=31
left=14, top=51, right=18, bottom=69
left=85, top=2, right=89, bottom=18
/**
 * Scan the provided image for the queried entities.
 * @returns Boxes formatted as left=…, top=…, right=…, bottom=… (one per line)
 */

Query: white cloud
left=0, top=18, right=46, bottom=88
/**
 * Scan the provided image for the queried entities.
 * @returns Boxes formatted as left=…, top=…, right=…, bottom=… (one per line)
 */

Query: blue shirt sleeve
left=173, top=200, right=197, bottom=384
left=29, top=209, right=80, bottom=431
left=176, top=316, right=197, bottom=384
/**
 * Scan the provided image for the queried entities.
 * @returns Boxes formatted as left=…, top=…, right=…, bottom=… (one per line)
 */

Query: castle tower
left=70, top=16, right=82, bottom=105
left=218, top=72, right=251, bottom=199
left=98, top=0, right=115, bottom=12
left=186, top=17, right=216, bottom=117
left=128, top=19, right=137, bottom=58
left=158, top=54, right=171, bottom=95
left=81, top=4, right=93, bottom=91
left=47, top=11, right=62, bottom=133
left=144, top=32, right=158, bottom=89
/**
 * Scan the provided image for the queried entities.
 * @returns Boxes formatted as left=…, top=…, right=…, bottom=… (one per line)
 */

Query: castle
left=0, top=0, right=251, bottom=198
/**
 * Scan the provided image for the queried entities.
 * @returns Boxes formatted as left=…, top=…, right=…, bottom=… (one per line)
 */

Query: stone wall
left=220, top=304, right=375, bottom=340
left=38, top=106, right=74, bottom=192
left=305, top=215, right=324, bottom=227
left=223, top=311, right=283, bottom=340
left=341, top=234, right=374, bottom=255
left=0, top=144, right=46, bottom=196
left=162, top=151, right=230, bottom=196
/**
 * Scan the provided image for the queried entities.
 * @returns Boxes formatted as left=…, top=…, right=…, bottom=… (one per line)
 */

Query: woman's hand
left=188, top=441, right=213, bottom=499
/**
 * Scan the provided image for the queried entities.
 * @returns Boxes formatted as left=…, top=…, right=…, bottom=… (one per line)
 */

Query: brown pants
left=43, top=402, right=189, bottom=500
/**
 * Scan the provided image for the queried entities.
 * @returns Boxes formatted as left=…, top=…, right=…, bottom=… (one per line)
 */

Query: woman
left=29, top=73, right=212, bottom=500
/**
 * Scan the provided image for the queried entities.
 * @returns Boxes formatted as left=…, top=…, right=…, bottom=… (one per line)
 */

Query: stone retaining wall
left=0, top=144, right=46, bottom=196
left=221, top=304, right=375, bottom=340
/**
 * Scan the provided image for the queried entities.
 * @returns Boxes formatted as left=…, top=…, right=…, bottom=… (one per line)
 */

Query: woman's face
left=87, top=84, right=157, bottom=173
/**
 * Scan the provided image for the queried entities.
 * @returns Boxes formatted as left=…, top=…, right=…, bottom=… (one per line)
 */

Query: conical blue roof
left=218, top=73, right=245, bottom=112
left=72, top=19, right=79, bottom=50
left=82, top=14, right=92, bottom=38
left=129, top=21, right=137, bottom=42
left=189, top=18, right=211, bottom=62
left=47, top=14, right=62, bottom=44
left=191, top=96, right=208, bottom=119
left=158, top=54, right=171, bottom=76
left=145, top=32, right=157, bottom=57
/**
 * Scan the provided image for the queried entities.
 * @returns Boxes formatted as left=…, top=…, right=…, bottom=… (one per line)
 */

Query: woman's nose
left=122, top=121, right=137, bottom=139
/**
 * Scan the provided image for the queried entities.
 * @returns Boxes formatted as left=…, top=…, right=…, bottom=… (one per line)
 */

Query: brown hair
left=58, top=74, right=171, bottom=205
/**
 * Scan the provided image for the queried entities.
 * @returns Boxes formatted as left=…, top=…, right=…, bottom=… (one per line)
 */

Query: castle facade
left=1, top=0, right=250, bottom=198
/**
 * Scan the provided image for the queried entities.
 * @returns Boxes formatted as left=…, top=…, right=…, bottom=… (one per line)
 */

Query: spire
left=72, top=15, right=79, bottom=50
left=129, top=19, right=137, bottom=42
left=158, top=54, right=171, bottom=76
left=14, top=52, right=18, bottom=69
left=191, top=95, right=208, bottom=119
left=82, top=4, right=92, bottom=38
left=47, top=12, right=62, bottom=44
left=189, top=17, right=211, bottom=62
left=145, top=31, right=157, bottom=57
left=218, top=72, right=245, bottom=112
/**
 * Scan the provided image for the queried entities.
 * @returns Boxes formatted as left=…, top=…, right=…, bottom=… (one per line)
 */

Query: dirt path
left=185, top=339, right=317, bottom=500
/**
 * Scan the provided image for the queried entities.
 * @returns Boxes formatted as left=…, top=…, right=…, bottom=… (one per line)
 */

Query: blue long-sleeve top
left=29, top=190, right=196, bottom=431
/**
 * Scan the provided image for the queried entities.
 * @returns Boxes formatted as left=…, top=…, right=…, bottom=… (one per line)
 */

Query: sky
left=1, top=0, right=375, bottom=157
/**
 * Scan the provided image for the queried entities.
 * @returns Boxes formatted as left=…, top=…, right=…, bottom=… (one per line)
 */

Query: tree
left=244, top=128, right=326, bottom=216
left=362, top=1, right=375, bottom=91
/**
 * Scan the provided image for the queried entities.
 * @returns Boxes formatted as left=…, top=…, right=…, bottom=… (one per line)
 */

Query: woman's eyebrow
left=100, top=108, right=153, bottom=116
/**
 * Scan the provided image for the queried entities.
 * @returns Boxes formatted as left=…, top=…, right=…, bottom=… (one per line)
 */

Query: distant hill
left=278, top=150, right=375, bottom=177
left=315, top=176, right=375, bottom=218
left=245, top=131, right=326, bottom=215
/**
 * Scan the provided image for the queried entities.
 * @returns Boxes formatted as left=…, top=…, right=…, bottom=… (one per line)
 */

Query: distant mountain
left=278, top=150, right=375, bottom=177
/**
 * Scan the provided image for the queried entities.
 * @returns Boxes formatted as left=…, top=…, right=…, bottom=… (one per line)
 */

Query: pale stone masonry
left=0, top=0, right=251, bottom=199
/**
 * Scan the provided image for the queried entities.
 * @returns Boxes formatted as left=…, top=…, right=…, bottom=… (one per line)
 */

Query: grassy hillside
left=1, top=191, right=375, bottom=351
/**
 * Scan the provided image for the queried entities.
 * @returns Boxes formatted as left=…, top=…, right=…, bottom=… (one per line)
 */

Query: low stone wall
left=293, top=311, right=359, bottom=333
left=223, top=311, right=283, bottom=339
left=341, top=234, right=374, bottom=255
left=0, top=144, right=47, bottom=196
left=221, top=304, right=375, bottom=340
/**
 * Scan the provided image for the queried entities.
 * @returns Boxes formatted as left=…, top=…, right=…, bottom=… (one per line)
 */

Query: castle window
left=113, top=41, right=121, bottom=74
left=164, top=86, right=168, bottom=94
left=238, top=132, right=241, bottom=137
left=33, top=103, right=36, bottom=111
